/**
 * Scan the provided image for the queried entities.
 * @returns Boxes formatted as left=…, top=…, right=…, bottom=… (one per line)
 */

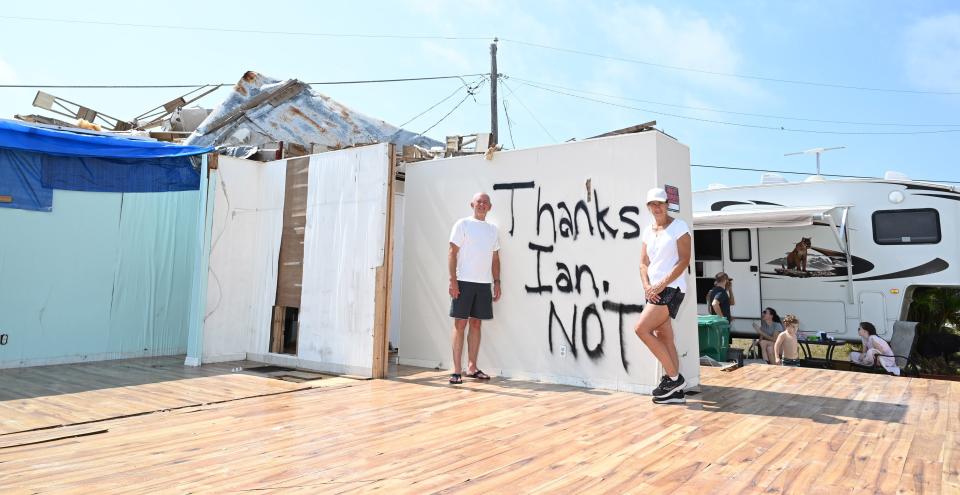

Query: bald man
left=447, top=192, right=502, bottom=384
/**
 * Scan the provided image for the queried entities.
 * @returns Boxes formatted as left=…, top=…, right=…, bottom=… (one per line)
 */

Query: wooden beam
left=588, top=121, right=657, bottom=139
left=270, top=306, right=285, bottom=354
left=371, top=144, right=397, bottom=378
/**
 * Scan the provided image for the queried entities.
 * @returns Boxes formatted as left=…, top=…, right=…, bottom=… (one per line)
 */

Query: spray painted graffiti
left=494, top=181, right=646, bottom=372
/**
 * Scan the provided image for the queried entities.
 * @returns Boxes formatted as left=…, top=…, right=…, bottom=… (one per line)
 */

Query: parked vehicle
left=692, top=173, right=960, bottom=341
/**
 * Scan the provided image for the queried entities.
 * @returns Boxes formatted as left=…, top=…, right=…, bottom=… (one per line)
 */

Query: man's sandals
left=449, top=369, right=491, bottom=384
left=467, top=369, right=491, bottom=380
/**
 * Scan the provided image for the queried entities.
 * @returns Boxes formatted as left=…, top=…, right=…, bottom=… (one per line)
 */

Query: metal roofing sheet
left=186, top=71, right=441, bottom=151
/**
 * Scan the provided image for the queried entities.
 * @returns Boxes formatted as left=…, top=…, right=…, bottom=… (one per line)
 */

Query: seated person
left=773, top=314, right=801, bottom=366
left=850, top=322, right=900, bottom=376
left=752, top=307, right=784, bottom=364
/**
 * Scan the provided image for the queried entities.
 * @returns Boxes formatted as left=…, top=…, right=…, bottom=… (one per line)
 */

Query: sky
left=1, top=1, right=958, bottom=190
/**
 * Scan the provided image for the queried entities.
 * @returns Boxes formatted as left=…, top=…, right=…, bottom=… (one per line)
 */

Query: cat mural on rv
left=784, top=237, right=812, bottom=272
left=770, top=236, right=874, bottom=278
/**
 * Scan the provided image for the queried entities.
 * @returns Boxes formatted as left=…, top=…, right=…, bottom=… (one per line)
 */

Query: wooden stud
left=269, top=306, right=285, bottom=354
left=371, top=144, right=396, bottom=379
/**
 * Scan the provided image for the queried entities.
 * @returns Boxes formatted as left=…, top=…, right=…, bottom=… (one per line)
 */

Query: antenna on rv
left=784, top=146, right=845, bottom=177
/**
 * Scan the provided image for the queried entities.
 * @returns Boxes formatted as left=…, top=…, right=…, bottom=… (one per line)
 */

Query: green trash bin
left=698, top=315, right=731, bottom=362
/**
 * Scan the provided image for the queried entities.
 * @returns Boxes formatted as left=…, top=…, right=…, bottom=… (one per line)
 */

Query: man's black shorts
left=649, top=286, right=685, bottom=319
left=450, top=280, right=493, bottom=320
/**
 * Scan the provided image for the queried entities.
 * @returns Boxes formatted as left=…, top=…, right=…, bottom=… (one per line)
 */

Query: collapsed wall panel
left=202, top=157, right=286, bottom=362
left=296, top=143, right=392, bottom=376
left=399, top=132, right=699, bottom=393
left=202, top=146, right=392, bottom=375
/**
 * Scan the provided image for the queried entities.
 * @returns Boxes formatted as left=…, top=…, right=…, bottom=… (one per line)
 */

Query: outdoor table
left=799, top=337, right=841, bottom=369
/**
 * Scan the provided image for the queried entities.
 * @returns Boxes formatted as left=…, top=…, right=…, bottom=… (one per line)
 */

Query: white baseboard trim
left=0, top=349, right=188, bottom=370
left=199, top=352, right=248, bottom=364
left=396, top=357, right=703, bottom=395
left=247, top=353, right=372, bottom=378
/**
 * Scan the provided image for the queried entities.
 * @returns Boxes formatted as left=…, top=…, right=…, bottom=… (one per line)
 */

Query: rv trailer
left=692, top=174, right=960, bottom=341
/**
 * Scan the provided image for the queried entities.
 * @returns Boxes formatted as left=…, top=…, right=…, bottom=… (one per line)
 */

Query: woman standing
left=752, top=307, right=784, bottom=364
left=850, top=322, right=900, bottom=375
left=635, top=187, right=691, bottom=405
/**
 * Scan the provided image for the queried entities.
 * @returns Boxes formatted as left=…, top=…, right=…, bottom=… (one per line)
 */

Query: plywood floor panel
left=1, top=361, right=956, bottom=493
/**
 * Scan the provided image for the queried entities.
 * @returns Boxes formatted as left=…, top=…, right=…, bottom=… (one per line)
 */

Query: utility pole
left=490, top=37, right=499, bottom=147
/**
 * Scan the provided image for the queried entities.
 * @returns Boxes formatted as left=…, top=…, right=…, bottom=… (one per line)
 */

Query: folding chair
left=849, top=321, right=920, bottom=377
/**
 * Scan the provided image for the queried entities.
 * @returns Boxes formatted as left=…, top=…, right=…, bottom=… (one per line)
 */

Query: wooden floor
left=0, top=359, right=957, bottom=494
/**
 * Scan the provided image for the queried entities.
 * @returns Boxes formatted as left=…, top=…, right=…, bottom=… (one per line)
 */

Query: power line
left=0, top=83, right=219, bottom=89
left=500, top=79, right=558, bottom=143
left=691, top=163, right=960, bottom=185
left=510, top=76, right=960, bottom=128
left=502, top=97, right=517, bottom=149
left=395, top=77, right=483, bottom=128
left=500, top=38, right=960, bottom=96
left=0, top=15, right=491, bottom=41
left=418, top=79, right=487, bottom=137
left=0, top=73, right=489, bottom=89
left=511, top=79, right=960, bottom=135
left=2, top=14, right=951, bottom=96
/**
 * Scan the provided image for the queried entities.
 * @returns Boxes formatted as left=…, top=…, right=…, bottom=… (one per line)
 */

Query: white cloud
left=420, top=41, right=473, bottom=71
left=592, top=4, right=759, bottom=96
left=903, top=13, right=960, bottom=92
left=405, top=0, right=500, bottom=17
left=0, top=56, right=16, bottom=84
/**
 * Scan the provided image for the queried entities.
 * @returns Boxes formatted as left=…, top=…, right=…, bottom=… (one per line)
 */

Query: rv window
left=695, top=278, right=715, bottom=304
left=872, top=209, right=940, bottom=245
left=729, top=229, right=751, bottom=262
left=694, top=230, right=722, bottom=261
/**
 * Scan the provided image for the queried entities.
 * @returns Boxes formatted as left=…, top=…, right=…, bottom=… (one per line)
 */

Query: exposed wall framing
left=371, top=144, right=397, bottom=378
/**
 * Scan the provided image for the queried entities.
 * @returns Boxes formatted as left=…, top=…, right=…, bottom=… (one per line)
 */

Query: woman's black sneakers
left=652, top=374, right=686, bottom=398
left=652, top=389, right=686, bottom=404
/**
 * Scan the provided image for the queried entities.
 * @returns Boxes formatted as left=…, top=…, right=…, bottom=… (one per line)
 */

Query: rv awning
left=693, top=205, right=846, bottom=230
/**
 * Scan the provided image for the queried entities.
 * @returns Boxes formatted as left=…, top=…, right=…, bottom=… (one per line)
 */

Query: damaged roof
left=185, top=71, right=442, bottom=151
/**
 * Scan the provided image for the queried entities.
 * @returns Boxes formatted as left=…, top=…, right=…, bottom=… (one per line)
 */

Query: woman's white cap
left=646, top=187, right=668, bottom=204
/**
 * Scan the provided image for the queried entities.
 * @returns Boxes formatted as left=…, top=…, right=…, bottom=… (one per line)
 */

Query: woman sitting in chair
left=849, top=322, right=900, bottom=376
left=752, top=307, right=783, bottom=364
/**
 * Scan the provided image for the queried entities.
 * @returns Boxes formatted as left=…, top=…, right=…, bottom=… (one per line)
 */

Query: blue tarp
left=0, top=149, right=53, bottom=212
left=0, top=119, right=212, bottom=159
left=0, top=119, right=213, bottom=207
left=41, top=155, right=200, bottom=193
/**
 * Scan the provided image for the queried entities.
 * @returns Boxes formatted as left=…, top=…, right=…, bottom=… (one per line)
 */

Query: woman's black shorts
left=648, top=286, right=685, bottom=319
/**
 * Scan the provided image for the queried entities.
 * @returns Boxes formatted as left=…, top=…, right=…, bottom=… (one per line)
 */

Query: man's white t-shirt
left=449, top=217, right=500, bottom=283
left=642, top=218, right=690, bottom=293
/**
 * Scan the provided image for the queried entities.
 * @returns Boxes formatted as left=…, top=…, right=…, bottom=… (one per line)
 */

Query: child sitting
left=774, top=314, right=801, bottom=366
left=849, top=322, right=900, bottom=375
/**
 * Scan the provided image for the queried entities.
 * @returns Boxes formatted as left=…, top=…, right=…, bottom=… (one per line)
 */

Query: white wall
left=399, top=132, right=698, bottom=393
left=202, top=158, right=286, bottom=362
left=389, top=186, right=405, bottom=349
left=0, top=189, right=199, bottom=369
left=202, top=147, right=392, bottom=376
left=297, top=144, right=392, bottom=376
